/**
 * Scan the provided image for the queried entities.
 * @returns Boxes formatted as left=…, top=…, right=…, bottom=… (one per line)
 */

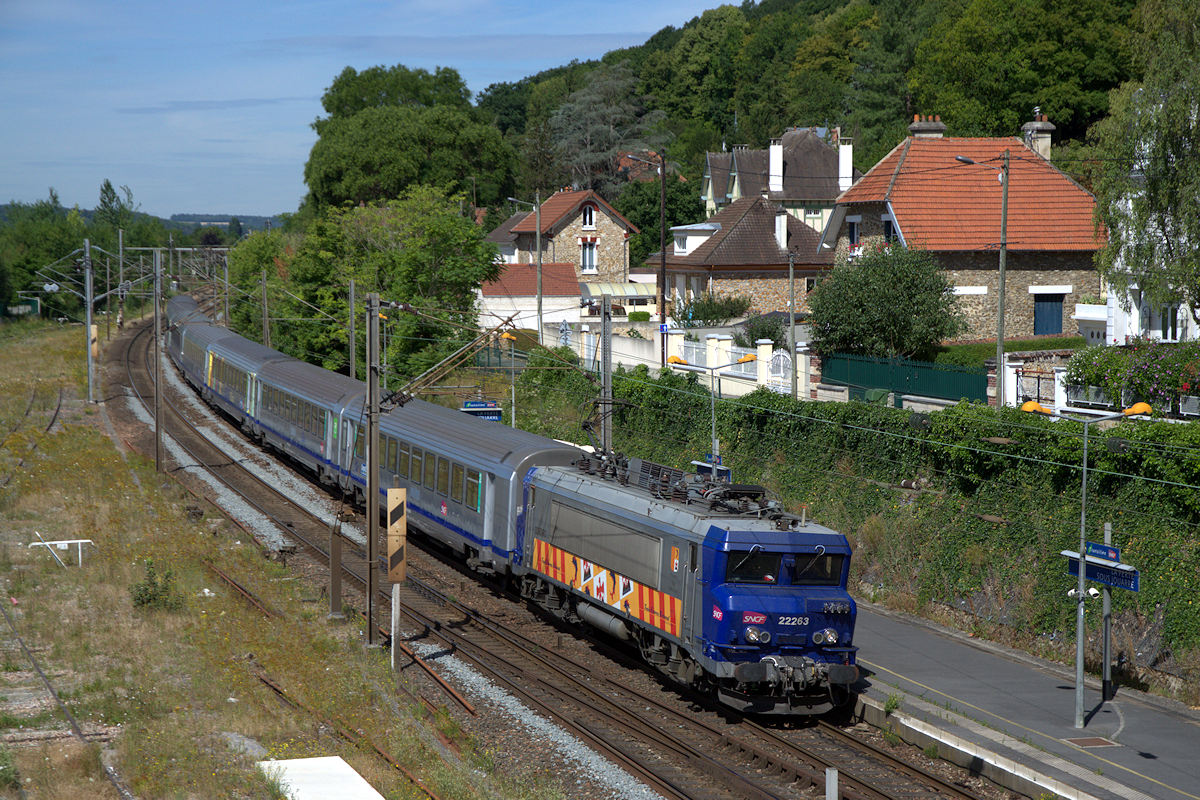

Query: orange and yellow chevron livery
left=532, top=538, right=681, bottom=638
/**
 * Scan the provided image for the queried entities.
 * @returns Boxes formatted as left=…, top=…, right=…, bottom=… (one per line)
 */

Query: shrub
left=670, top=292, right=751, bottom=327
left=1064, top=339, right=1200, bottom=404
left=130, top=560, right=184, bottom=611
left=627, top=311, right=651, bottom=322
left=734, top=314, right=787, bottom=349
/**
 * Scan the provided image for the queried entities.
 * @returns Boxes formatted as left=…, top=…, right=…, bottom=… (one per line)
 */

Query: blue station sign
left=461, top=400, right=502, bottom=422
left=1062, top=550, right=1140, bottom=592
left=1085, top=541, right=1121, bottom=563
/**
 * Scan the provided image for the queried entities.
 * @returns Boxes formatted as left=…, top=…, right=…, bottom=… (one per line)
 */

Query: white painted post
left=825, top=767, right=838, bottom=800
left=755, top=339, right=773, bottom=386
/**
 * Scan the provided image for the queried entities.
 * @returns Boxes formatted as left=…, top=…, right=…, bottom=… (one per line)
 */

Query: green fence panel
left=822, top=353, right=988, bottom=404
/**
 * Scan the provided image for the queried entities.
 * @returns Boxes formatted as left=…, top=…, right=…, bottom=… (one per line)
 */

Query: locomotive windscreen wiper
left=730, top=544, right=762, bottom=574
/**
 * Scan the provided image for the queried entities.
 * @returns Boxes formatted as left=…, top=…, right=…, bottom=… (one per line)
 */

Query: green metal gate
left=821, top=353, right=988, bottom=405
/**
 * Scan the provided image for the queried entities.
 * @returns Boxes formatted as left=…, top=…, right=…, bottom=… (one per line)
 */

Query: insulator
left=578, top=456, right=590, bottom=472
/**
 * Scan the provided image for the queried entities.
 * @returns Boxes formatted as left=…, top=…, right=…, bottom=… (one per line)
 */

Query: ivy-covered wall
left=516, top=351, right=1200, bottom=682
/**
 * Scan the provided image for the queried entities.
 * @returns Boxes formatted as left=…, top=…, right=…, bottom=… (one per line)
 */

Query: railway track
left=111, top=307, right=1003, bottom=800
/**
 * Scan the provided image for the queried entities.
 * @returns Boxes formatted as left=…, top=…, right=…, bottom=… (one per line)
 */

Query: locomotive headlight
left=745, top=627, right=761, bottom=643
left=822, top=601, right=851, bottom=614
left=812, top=627, right=838, bottom=645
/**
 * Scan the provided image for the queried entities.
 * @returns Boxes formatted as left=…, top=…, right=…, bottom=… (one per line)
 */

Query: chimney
left=838, top=135, right=854, bottom=193
left=769, top=137, right=784, bottom=193
left=1021, top=111, right=1056, bottom=160
left=775, top=204, right=788, bottom=250
left=908, top=114, right=946, bottom=138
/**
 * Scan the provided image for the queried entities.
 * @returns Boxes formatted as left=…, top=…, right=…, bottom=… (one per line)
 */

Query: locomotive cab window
left=725, top=549, right=781, bottom=584
left=789, top=553, right=844, bottom=586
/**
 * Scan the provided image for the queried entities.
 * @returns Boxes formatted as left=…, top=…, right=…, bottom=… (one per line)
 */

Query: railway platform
left=853, top=603, right=1200, bottom=800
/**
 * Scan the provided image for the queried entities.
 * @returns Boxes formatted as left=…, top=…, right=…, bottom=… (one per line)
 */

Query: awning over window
left=579, top=282, right=658, bottom=300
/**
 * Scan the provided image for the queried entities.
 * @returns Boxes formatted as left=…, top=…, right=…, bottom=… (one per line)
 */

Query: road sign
left=659, top=324, right=668, bottom=332
left=1062, top=550, right=1139, bottom=592
left=1085, top=541, right=1121, bottom=562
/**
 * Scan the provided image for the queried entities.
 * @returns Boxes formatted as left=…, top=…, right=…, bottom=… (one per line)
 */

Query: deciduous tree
left=1092, top=0, right=1200, bottom=324
left=808, top=244, right=964, bottom=360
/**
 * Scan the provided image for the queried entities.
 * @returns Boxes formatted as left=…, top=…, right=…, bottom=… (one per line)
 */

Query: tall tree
left=315, top=64, right=471, bottom=131
left=614, top=175, right=704, bottom=267
left=95, top=179, right=136, bottom=231
left=1092, top=0, right=1200, bottom=324
left=808, top=244, right=965, bottom=360
left=303, top=105, right=514, bottom=210
left=908, top=0, right=1136, bottom=142
left=549, top=61, right=663, bottom=197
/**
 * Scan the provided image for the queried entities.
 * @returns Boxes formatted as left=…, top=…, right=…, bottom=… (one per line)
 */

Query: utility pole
left=153, top=249, right=163, bottom=472
left=105, top=255, right=111, bottom=341
left=1103, top=521, right=1114, bottom=702
left=535, top=189, right=542, bottom=346
left=348, top=279, right=356, bottom=380
left=117, top=229, right=124, bottom=328
left=997, top=149, right=1009, bottom=407
left=658, top=152, right=667, bottom=367
left=84, top=240, right=95, bottom=404
left=223, top=254, right=230, bottom=328
left=260, top=269, right=271, bottom=347
left=789, top=252, right=797, bottom=400
left=600, top=294, right=613, bottom=452
left=366, top=293, right=380, bottom=645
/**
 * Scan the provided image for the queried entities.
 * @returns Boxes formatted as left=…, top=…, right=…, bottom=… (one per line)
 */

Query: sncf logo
left=742, top=612, right=767, bottom=624
left=712, top=605, right=724, bottom=621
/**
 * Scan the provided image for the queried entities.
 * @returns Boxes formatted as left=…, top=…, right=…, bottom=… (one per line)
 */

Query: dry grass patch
left=0, top=325, right=565, bottom=799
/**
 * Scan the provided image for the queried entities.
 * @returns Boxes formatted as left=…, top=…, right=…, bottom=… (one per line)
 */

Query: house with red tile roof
left=488, top=189, right=639, bottom=285
left=476, top=261, right=581, bottom=334
left=819, top=114, right=1104, bottom=340
left=634, top=195, right=834, bottom=315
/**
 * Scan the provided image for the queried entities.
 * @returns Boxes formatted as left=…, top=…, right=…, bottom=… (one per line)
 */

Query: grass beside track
left=0, top=320, right=566, bottom=799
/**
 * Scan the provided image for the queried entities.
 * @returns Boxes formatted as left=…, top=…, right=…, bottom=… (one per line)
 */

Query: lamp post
left=501, top=332, right=517, bottom=428
left=626, top=152, right=668, bottom=366
left=668, top=354, right=756, bottom=465
left=956, top=151, right=1009, bottom=407
left=1022, top=400, right=1151, bottom=728
left=508, top=193, right=542, bottom=345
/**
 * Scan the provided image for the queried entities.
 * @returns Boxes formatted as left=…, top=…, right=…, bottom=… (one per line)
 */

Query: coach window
left=355, top=425, right=365, bottom=460
left=410, top=448, right=423, bottom=481
left=398, top=443, right=410, bottom=476
left=465, top=469, right=482, bottom=513
left=451, top=464, right=464, bottom=503
left=437, top=457, right=449, bottom=496
left=386, top=438, right=398, bottom=472
left=424, top=451, right=437, bottom=490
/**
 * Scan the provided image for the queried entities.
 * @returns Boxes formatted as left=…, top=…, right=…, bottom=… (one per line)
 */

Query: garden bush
left=1064, top=339, right=1200, bottom=406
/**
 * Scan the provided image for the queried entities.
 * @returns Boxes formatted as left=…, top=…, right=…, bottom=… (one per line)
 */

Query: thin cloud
left=118, top=96, right=313, bottom=114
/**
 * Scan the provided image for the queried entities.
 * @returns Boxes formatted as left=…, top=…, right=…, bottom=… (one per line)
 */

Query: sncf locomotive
left=165, top=294, right=859, bottom=714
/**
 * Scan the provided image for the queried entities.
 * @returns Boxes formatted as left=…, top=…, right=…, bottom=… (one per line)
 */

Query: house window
left=883, top=219, right=896, bottom=243
left=581, top=241, right=597, bottom=273
left=581, top=205, right=595, bottom=229
left=848, top=221, right=859, bottom=246
left=674, top=235, right=687, bottom=255
left=1160, top=305, right=1180, bottom=341
left=1033, top=294, right=1064, bottom=336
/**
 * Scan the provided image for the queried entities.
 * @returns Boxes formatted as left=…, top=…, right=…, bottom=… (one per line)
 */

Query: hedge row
left=516, top=353, right=1200, bottom=654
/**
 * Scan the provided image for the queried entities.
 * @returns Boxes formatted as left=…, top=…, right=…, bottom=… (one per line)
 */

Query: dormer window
left=674, top=235, right=687, bottom=255
left=581, top=205, right=596, bottom=229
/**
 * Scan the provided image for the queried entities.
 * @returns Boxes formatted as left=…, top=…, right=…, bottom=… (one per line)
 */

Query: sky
left=0, top=1, right=712, bottom=219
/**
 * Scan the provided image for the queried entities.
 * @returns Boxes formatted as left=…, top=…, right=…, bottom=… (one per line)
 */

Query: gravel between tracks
left=131, top=348, right=662, bottom=800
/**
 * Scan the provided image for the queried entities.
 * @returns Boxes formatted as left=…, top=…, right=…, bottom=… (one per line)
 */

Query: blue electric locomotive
left=163, top=296, right=859, bottom=714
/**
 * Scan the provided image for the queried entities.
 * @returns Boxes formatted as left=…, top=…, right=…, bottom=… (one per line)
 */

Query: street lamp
left=669, top=354, right=757, bottom=466
left=500, top=332, right=517, bottom=428
left=1022, top=399, right=1151, bottom=728
left=627, top=152, right=667, bottom=366
left=508, top=193, right=542, bottom=345
left=955, top=152, right=1009, bottom=407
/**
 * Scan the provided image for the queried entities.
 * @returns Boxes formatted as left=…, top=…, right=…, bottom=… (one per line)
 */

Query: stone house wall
left=514, top=205, right=630, bottom=283
left=826, top=201, right=1101, bottom=340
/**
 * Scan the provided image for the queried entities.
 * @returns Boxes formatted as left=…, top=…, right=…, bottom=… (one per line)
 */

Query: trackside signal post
left=387, top=489, right=407, bottom=670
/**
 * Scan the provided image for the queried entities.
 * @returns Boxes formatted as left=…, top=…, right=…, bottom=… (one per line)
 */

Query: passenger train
left=165, top=294, right=859, bottom=714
